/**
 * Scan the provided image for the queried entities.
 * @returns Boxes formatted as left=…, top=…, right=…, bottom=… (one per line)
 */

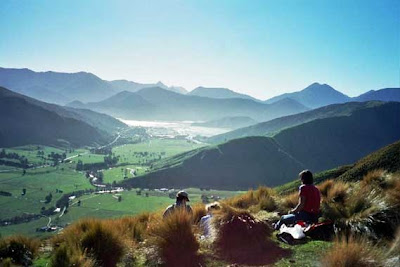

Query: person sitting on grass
left=163, top=190, right=193, bottom=218
left=274, top=170, right=321, bottom=230
left=200, top=202, right=221, bottom=239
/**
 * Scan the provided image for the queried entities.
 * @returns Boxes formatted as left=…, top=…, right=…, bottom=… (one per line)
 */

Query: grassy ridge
left=122, top=103, right=400, bottom=190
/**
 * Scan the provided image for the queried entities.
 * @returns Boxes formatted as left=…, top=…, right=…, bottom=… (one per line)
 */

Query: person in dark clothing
left=163, top=190, right=193, bottom=218
left=274, top=170, right=321, bottom=230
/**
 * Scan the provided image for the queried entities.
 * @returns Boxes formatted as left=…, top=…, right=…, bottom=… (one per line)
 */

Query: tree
left=118, top=196, right=122, bottom=202
left=45, top=193, right=53, bottom=203
left=22, top=188, right=26, bottom=195
left=76, top=160, right=83, bottom=171
left=97, top=172, right=104, bottom=183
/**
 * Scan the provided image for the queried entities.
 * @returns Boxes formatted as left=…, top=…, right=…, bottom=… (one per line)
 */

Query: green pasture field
left=71, top=153, right=104, bottom=164
left=3, top=145, right=86, bottom=165
left=0, top=164, right=92, bottom=219
left=102, top=165, right=148, bottom=184
left=113, top=139, right=204, bottom=165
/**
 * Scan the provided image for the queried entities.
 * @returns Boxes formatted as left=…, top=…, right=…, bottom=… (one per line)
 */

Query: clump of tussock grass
left=52, top=216, right=153, bottom=266
left=109, top=213, right=152, bottom=242
left=321, top=235, right=383, bottom=267
left=213, top=205, right=289, bottom=265
left=0, top=235, right=40, bottom=266
left=387, top=228, right=400, bottom=258
left=360, top=169, right=387, bottom=189
left=279, top=191, right=299, bottom=212
left=51, top=244, right=95, bottom=267
left=225, top=186, right=277, bottom=212
left=319, top=171, right=400, bottom=240
left=385, top=173, right=400, bottom=206
left=148, top=208, right=201, bottom=267
left=80, top=221, right=125, bottom=267
left=192, top=203, right=207, bottom=224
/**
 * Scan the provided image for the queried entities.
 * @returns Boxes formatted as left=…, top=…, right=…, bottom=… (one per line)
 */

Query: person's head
left=299, top=170, right=313, bottom=185
left=176, top=190, right=190, bottom=204
left=206, top=202, right=221, bottom=213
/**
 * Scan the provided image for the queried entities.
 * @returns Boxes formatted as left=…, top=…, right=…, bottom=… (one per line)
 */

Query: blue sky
left=1, top=0, right=399, bottom=99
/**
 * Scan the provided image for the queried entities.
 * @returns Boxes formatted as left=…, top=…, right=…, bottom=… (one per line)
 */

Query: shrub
left=321, top=236, right=383, bottom=267
left=0, top=235, right=40, bottom=266
left=149, top=208, right=200, bottom=266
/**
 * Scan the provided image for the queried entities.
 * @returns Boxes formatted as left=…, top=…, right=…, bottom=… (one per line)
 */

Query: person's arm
left=291, top=195, right=305, bottom=213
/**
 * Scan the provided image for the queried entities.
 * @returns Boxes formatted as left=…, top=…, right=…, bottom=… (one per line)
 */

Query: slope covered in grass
left=208, top=101, right=384, bottom=144
left=122, top=137, right=305, bottom=190
left=122, top=103, right=400, bottom=190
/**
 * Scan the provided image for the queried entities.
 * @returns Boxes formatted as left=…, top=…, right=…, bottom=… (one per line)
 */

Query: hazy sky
left=1, top=0, right=399, bottom=99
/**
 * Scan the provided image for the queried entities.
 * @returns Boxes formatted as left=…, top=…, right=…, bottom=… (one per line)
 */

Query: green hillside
left=338, top=140, right=400, bottom=182
left=274, top=102, right=400, bottom=171
left=0, top=87, right=114, bottom=148
left=121, top=102, right=400, bottom=190
left=208, top=101, right=384, bottom=144
left=121, top=137, right=305, bottom=190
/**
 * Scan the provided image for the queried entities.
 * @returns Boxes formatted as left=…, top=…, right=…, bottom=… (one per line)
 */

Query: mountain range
left=121, top=101, right=400, bottom=190
left=191, top=116, right=258, bottom=129
left=69, top=87, right=309, bottom=122
left=264, top=83, right=351, bottom=108
left=0, top=86, right=126, bottom=148
left=0, top=68, right=187, bottom=105
left=188, top=86, right=260, bottom=101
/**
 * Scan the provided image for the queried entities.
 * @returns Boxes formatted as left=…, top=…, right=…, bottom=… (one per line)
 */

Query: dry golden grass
left=224, top=189, right=257, bottom=209
left=192, top=203, right=207, bottom=224
left=280, top=191, right=299, bottom=211
left=360, top=169, right=386, bottom=189
left=388, top=228, right=400, bottom=256
left=326, top=181, right=349, bottom=203
left=80, top=221, right=125, bottom=266
left=51, top=214, right=154, bottom=266
left=51, top=244, right=95, bottom=267
left=321, top=236, right=383, bottom=267
left=107, top=213, right=152, bottom=242
left=148, top=208, right=200, bottom=266
left=318, top=179, right=334, bottom=198
left=386, top=174, right=400, bottom=206
left=0, top=235, right=40, bottom=265
left=225, top=186, right=277, bottom=214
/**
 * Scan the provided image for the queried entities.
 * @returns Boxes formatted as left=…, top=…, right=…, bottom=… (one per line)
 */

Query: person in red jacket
left=274, top=170, right=321, bottom=230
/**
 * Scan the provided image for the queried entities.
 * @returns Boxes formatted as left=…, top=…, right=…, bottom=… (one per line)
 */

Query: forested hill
left=121, top=102, right=400, bottom=190
left=0, top=86, right=120, bottom=147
